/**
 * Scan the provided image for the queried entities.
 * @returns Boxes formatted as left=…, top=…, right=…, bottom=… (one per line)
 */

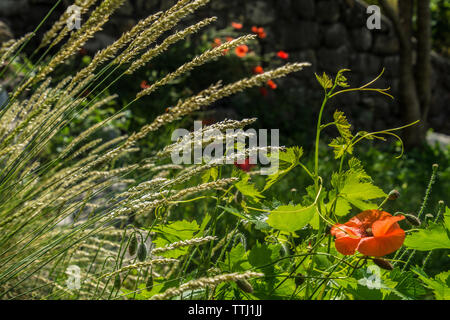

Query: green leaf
left=152, top=220, right=199, bottom=242
left=348, top=157, right=372, bottom=182
left=235, top=175, right=265, bottom=202
left=218, top=206, right=270, bottom=230
left=227, top=243, right=251, bottom=272
left=326, top=193, right=352, bottom=216
left=340, top=172, right=386, bottom=208
left=248, top=243, right=274, bottom=268
left=201, top=167, right=218, bottom=183
left=329, top=136, right=353, bottom=159
left=267, top=204, right=316, bottom=233
left=333, top=110, right=353, bottom=142
left=315, top=72, right=333, bottom=89
left=263, top=147, right=303, bottom=191
left=151, top=220, right=200, bottom=258
left=412, top=268, right=450, bottom=300
left=345, top=198, right=378, bottom=211
left=404, top=222, right=450, bottom=251
left=444, top=206, right=450, bottom=231
left=388, top=270, right=427, bottom=299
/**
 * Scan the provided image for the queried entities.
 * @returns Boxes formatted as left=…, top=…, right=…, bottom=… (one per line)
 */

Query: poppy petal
left=372, top=215, right=405, bottom=237
left=349, top=210, right=391, bottom=229
left=335, top=236, right=361, bottom=255
left=357, top=229, right=405, bottom=257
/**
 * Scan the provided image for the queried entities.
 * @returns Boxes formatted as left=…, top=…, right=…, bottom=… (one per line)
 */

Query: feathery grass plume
left=136, top=35, right=257, bottom=99
left=115, top=178, right=238, bottom=216
left=100, top=259, right=178, bottom=279
left=151, top=236, right=217, bottom=255
left=115, top=0, right=211, bottom=65
left=156, top=118, right=258, bottom=159
left=126, top=17, right=218, bottom=74
left=40, top=0, right=99, bottom=50
left=71, top=10, right=164, bottom=84
left=150, top=271, right=263, bottom=300
left=31, top=0, right=125, bottom=86
left=78, top=94, right=118, bottom=120
left=0, top=33, right=34, bottom=68
left=60, top=111, right=126, bottom=158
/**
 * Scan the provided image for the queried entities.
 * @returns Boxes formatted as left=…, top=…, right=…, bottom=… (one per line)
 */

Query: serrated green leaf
left=227, top=243, right=251, bottom=272
left=334, top=110, right=353, bottom=142
left=404, top=222, right=450, bottom=251
left=248, top=243, right=273, bottom=268
left=335, top=172, right=385, bottom=211
left=327, top=194, right=352, bottom=216
left=201, top=167, right=219, bottom=183
left=341, top=172, right=386, bottom=202
left=348, top=157, right=372, bottom=182
left=329, top=136, right=353, bottom=159
left=152, top=220, right=199, bottom=242
left=315, top=72, right=333, bottom=89
left=345, top=198, right=378, bottom=211
left=263, top=147, right=303, bottom=191
left=445, top=206, right=450, bottom=231
left=267, top=204, right=316, bottom=232
left=235, top=175, right=265, bottom=202
left=412, top=268, right=450, bottom=300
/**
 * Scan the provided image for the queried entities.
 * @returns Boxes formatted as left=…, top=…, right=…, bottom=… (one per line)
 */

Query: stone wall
left=0, top=0, right=449, bottom=134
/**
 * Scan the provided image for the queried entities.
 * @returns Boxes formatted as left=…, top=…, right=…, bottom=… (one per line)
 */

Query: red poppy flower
left=235, top=45, right=249, bottom=58
left=251, top=26, right=267, bottom=39
left=226, top=37, right=234, bottom=42
left=331, top=210, right=406, bottom=257
left=212, top=38, right=222, bottom=47
left=260, top=87, right=268, bottom=96
left=267, top=80, right=277, bottom=90
left=140, top=80, right=150, bottom=89
left=253, top=65, right=264, bottom=74
left=232, top=22, right=243, bottom=29
left=277, top=50, right=289, bottom=59
left=234, top=158, right=256, bottom=172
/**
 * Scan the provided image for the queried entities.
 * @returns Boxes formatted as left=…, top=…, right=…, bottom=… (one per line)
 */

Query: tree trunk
left=397, top=0, right=424, bottom=148
left=379, top=0, right=425, bottom=148
left=416, top=0, right=432, bottom=128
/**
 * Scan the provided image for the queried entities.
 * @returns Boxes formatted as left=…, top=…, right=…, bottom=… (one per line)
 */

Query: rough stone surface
left=350, top=28, right=372, bottom=51
left=293, top=0, right=315, bottom=20
left=351, top=53, right=382, bottom=75
left=317, top=46, right=350, bottom=73
left=245, top=1, right=276, bottom=25
left=0, top=0, right=28, bottom=16
left=324, top=23, right=348, bottom=48
left=316, top=0, right=340, bottom=24
left=279, top=20, right=320, bottom=50
left=373, top=33, right=399, bottom=55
